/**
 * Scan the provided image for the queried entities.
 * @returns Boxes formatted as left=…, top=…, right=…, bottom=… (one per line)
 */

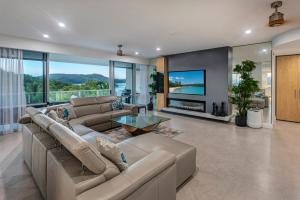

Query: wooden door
left=276, top=56, right=299, bottom=122
left=298, top=56, right=300, bottom=121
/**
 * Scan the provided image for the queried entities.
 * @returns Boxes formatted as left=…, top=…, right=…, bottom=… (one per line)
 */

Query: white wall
left=0, top=34, right=150, bottom=65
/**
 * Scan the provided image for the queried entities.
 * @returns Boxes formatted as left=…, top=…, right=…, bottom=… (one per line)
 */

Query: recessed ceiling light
left=245, top=29, right=252, bottom=34
left=135, top=52, right=139, bottom=55
left=43, top=34, right=49, bottom=38
left=156, top=47, right=161, bottom=51
left=58, top=22, right=65, bottom=28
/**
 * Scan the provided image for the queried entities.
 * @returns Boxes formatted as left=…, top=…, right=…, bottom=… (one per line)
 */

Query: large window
left=48, top=61, right=110, bottom=103
left=113, top=62, right=133, bottom=97
left=23, top=51, right=46, bottom=105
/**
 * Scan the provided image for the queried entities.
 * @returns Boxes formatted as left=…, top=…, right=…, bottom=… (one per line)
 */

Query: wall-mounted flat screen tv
left=168, top=70, right=206, bottom=95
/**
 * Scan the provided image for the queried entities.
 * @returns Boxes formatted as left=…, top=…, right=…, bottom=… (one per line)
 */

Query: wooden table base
left=122, top=123, right=159, bottom=136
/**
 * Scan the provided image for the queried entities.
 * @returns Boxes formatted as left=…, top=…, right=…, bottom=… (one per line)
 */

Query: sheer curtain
left=0, top=48, right=26, bottom=134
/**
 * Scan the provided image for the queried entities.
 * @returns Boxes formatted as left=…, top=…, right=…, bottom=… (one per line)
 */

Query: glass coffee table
left=111, top=115, right=170, bottom=135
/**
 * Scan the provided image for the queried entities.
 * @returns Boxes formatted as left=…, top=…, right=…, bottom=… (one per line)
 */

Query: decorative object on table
left=219, top=102, right=227, bottom=117
left=229, top=60, right=260, bottom=127
left=212, top=102, right=217, bottom=116
left=104, top=125, right=183, bottom=144
left=247, top=108, right=263, bottom=128
left=148, top=69, right=158, bottom=111
left=112, top=98, right=123, bottom=110
left=121, top=89, right=131, bottom=103
left=96, top=136, right=128, bottom=171
left=135, top=104, right=147, bottom=114
left=147, top=96, right=154, bottom=110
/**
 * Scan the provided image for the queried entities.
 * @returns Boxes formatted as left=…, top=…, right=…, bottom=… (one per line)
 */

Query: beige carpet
left=104, top=125, right=183, bottom=143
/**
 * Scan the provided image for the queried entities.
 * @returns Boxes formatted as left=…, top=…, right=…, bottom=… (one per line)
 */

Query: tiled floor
left=1, top=112, right=300, bottom=200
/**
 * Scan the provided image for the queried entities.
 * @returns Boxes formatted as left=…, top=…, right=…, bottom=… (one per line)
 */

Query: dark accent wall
left=167, top=47, right=232, bottom=114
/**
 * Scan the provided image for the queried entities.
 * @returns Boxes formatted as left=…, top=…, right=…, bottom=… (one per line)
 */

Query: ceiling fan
left=269, top=1, right=285, bottom=27
left=117, top=44, right=124, bottom=56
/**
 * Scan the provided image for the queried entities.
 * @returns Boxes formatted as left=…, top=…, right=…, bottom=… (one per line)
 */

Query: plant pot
left=235, top=115, right=247, bottom=127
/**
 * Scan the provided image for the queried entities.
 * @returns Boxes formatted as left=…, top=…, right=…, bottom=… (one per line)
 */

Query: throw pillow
left=96, top=136, right=128, bottom=171
left=48, top=110, right=73, bottom=131
left=48, top=110, right=59, bottom=120
left=112, top=99, right=123, bottom=111
left=63, top=105, right=77, bottom=119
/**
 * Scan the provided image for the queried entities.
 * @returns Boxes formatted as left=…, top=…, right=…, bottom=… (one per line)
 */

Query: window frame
left=23, top=51, right=48, bottom=107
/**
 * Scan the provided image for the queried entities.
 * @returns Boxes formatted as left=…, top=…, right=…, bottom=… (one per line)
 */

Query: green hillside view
left=24, top=74, right=111, bottom=104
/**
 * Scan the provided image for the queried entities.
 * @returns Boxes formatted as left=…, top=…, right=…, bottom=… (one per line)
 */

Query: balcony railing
left=25, top=89, right=110, bottom=104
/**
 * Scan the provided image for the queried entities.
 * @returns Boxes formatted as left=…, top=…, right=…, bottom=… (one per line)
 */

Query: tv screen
left=168, top=70, right=206, bottom=95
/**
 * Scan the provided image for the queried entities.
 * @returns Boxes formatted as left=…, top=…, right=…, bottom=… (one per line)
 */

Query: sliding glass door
left=113, top=61, right=133, bottom=103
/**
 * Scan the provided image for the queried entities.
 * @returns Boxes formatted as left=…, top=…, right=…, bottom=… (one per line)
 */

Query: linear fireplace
left=167, top=98, right=206, bottom=112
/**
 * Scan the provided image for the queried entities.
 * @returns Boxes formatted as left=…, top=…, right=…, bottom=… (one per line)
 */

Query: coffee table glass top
left=112, top=115, right=170, bottom=129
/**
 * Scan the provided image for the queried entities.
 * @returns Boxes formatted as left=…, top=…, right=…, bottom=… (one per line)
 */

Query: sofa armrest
left=123, top=103, right=139, bottom=115
left=18, top=114, right=32, bottom=124
left=76, top=150, right=176, bottom=200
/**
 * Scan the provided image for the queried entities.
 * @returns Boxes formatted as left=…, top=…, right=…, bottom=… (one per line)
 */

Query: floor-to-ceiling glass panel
left=232, top=42, right=272, bottom=124
left=135, top=64, right=156, bottom=105
left=23, top=59, right=45, bottom=105
left=113, top=62, right=133, bottom=102
left=48, top=61, right=110, bottom=103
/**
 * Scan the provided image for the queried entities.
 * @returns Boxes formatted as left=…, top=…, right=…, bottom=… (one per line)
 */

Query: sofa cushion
left=108, top=110, right=132, bottom=118
left=81, top=131, right=110, bottom=148
left=49, top=123, right=107, bottom=174
left=96, top=96, right=118, bottom=104
left=73, top=104, right=101, bottom=117
left=96, top=136, right=128, bottom=171
left=100, top=103, right=112, bottom=113
left=69, top=113, right=111, bottom=127
left=71, top=124, right=94, bottom=136
left=116, top=141, right=149, bottom=166
left=71, top=97, right=98, bottom=107
left=124, top=133, right=196, bottom=187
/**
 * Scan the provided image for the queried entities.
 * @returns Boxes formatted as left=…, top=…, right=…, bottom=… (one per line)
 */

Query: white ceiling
left=0, top=0, right=300, bottom=58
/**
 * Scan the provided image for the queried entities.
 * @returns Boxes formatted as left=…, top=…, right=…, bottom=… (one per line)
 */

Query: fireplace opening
left=167, top=98, right=205, bottom=112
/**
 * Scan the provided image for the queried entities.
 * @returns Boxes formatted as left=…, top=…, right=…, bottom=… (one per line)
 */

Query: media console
left=163, top=98, right=232, bottom=122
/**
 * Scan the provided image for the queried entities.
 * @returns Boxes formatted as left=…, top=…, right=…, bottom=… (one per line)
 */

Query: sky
left=23, top=61, right=126, bottom=79
left=169, top=70, right=205, bottom=85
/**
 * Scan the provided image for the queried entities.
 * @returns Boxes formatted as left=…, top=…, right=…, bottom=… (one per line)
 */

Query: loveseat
left=21, top=100, right=196, bottom=200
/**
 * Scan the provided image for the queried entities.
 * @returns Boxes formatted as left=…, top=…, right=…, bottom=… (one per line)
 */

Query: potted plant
left=147, top=69, right=158, bottom=110
left=229, top=60, right=260, bottom=127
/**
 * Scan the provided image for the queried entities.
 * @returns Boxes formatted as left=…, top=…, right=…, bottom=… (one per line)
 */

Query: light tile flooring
left=1, top=112, right=300, bottom=200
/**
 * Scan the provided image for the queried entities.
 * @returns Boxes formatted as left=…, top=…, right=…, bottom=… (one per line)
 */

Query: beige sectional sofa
left=58, top=96, right=139, bottom=132
left=21, top=97, right=196, bottom=200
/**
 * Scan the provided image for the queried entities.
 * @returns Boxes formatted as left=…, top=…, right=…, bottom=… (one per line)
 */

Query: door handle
left=295, top=90, right=297, bottom=98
